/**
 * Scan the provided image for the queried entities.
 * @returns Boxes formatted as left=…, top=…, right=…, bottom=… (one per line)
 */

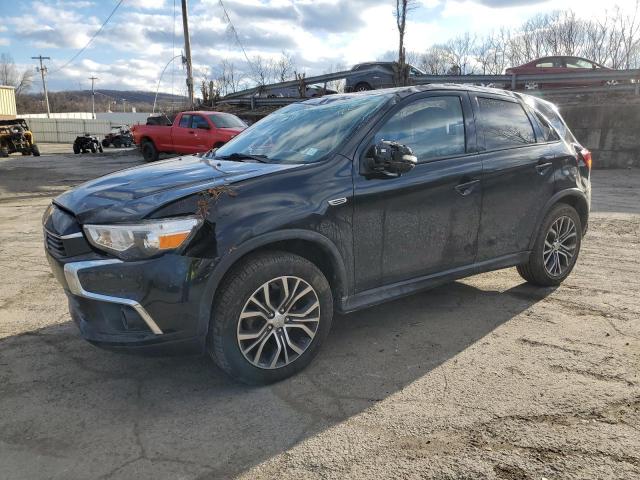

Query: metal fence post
left=511, top=74, right=516, bottom=90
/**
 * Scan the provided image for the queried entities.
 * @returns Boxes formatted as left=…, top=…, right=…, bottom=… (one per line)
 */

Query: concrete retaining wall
left=559, top=103, right=640, bottom=168
left=27, top=118, right=112, bottom=143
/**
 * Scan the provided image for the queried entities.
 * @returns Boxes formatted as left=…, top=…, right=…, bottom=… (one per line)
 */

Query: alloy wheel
left=237, top=276, right=320, bottom=369
left=543, top=216, right=577, bottom=276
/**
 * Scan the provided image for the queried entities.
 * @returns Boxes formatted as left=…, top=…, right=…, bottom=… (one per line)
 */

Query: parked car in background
left=506, top=56, right=616, bottom=90
left=131, top=111, right=247, bottom=162
left=102, top=125, right=133, bottom=148
left=44, top=85, right=591, bottom=385
left=345, top=62, right=425, bottom=92
left=256, top=84, right=337, bottom=98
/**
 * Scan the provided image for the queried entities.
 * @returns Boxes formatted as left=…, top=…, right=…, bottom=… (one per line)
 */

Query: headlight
left=83, top=217, right=201, bottom=260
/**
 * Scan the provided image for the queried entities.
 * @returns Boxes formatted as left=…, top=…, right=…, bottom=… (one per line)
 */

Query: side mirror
left=365, top=141, right=417, bottom=178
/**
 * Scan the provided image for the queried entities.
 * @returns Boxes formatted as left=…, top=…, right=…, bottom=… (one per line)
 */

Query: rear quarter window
left=532, top=110, right=560, bottom=142
left=477, top=97, right=536, bottom=150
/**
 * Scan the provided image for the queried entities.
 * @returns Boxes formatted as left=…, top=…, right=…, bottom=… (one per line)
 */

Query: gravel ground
left=0, top=145, right=638, bottom=480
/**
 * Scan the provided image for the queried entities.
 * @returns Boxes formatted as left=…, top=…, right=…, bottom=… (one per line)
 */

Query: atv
left=0, top=119, right=40, bottom=157
left=102, top=125, right=133, bottom=148
left=73, top=134, right=103, bottom=154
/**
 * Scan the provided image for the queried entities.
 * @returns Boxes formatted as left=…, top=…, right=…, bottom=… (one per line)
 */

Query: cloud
left=0, top=38, right=10, bottom=46
left=473, top=0, right=546, bottom=6
left=127, top=0, right=167, bottom=9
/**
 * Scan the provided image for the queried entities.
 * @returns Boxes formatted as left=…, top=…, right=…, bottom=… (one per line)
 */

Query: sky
left=0, top=0, right=637, bottom=94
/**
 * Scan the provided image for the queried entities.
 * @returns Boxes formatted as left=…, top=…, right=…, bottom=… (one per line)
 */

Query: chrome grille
left=45, top=230, right=67, bottom=257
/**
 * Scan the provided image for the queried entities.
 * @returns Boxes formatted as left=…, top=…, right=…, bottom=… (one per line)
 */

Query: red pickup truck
left=131, top=111, right=247, bottom=162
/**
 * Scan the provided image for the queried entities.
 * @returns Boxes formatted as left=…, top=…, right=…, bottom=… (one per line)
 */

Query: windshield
left=213, top=94, right=390, bottom=164
left=208, top=113, right=247, bottom=129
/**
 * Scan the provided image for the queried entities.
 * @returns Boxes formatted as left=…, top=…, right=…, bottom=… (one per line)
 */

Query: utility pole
left=89, top=76, right=98, bottom=119
left=32, top=55, right=51, bottom=118
left=181, top=0, right=194, bottom=108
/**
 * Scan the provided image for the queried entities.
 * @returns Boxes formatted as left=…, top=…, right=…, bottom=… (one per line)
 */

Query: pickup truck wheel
left=101, top=139, right=110, bottom=148
left=517, top=204, right=582, bottom=286
left=207, top=251, right=333, bottom=385
left=141, top=140, right=158, bottom=162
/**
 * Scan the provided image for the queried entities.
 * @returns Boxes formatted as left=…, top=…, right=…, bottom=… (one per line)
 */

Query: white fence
left=28, top=118, right=113, bottom=143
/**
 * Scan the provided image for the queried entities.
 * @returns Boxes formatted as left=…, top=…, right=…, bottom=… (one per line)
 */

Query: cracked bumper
left=46, top=252, right=216, bottom=353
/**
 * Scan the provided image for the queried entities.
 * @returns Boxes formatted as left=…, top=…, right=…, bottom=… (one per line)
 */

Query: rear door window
left=374, top=96, right=466, bottom=162
left=178, top=114, right=192, bottom=128
left=476, top=97, right=536, bottom=150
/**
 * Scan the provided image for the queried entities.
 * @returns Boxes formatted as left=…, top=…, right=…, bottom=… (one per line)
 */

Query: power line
left=217, top=0, right=257, bottom=77
left=49, top=0, right=124, bottom=75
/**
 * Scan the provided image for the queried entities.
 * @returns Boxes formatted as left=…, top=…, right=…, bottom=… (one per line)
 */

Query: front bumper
left=46, top=251, right=216, bottom=352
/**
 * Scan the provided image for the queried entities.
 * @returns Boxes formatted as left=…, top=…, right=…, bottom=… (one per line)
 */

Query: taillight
left=580, top=148, right=592, bottom=170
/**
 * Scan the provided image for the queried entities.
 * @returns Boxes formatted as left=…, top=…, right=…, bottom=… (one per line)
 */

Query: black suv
left=44, top=85, right=591, bottom=384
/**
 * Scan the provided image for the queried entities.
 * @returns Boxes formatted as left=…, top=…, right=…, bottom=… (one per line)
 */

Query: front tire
left=208, top=251, right=333, bottom=385
left=141, top=140, right=158, bottom=162
left=31, top=144, right=40, bottom=156
left=517, top=204, right=582, bottom=286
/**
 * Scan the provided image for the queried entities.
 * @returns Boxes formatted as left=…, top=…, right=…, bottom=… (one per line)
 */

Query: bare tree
left=274, top=51, right=296, bottom=83
left=250, top=55, right=272, bottom=87
left=419, top=45, right=454, bottom=74
left=394, top=0, right=418, bottom=86
left=447, top=33, right=477, bottom=74
left=0, top=53, right=33, bottom=97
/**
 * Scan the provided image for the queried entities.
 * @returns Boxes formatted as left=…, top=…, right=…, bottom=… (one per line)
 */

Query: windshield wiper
left=216, top=152, right=270, bottom=163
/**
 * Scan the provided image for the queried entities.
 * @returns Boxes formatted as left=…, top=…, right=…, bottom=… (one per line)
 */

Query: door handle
left=454, top=179, right=480, bottom=196
left=536, top=158, right=553, bottom=173
left=188, top=130, right=195, bottom=134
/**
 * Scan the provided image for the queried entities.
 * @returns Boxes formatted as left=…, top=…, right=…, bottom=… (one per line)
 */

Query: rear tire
left=113, top=138, right=123, bottom=148
left=354, top=82, right=372, bottom=92
left=101, top=139, right=110, bottom=148
left=517, top=204, right=582, bottom=286
left=90, top=143, right=97, bottom=153
left=141, top=140, right=158, bottom=162
left=73, top=144, right=80, bottom=154
left=207, top=251, right=333, bottom=385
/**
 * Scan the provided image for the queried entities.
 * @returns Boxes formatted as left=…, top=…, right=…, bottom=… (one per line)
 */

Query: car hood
left=54, top=155, right=301, bottom=224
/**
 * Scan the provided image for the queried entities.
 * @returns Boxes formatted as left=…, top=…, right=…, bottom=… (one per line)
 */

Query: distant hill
left=17, top=89, right=187, bottom=114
